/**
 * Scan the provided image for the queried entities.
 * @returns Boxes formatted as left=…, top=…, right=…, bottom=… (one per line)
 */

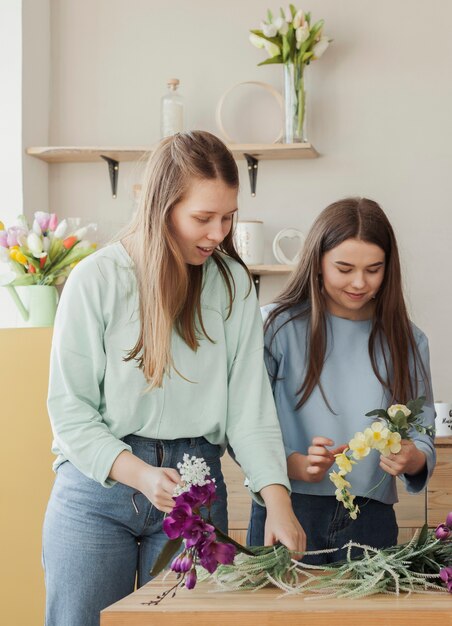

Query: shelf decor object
left=26, top=144, right=318, bottom=197
left=249, top=5, right=331, bottom=143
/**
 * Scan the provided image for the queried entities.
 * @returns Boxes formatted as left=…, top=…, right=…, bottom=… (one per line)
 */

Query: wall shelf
left=247, top=264, right=293, bottom=295
left=26, top=143, right=319, bottom=197
left=26, top=143, right=318, bottom=163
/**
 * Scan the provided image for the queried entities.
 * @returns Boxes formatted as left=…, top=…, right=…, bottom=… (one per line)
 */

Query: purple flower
left=182, top=516, right=214, bottom=548
left=189, top=482, right=217, bottom=508
left=197, top=535, right=236, bottom=573
left=185, top=568, right=197, bottom=590
left=446, top=511, right=452, bottom=529
left=162, top=503, right=193, bottom=539
left=174, top=481, right=217, bottom=511
left=439, top=567, right=452, bottom=593
left=0, top=231, right=7, bottom=247
left=6, top=227, right=26, bottom=247
left=435, top=524, right=450, bottom=541
left=171, top=552, right=193, bottom=573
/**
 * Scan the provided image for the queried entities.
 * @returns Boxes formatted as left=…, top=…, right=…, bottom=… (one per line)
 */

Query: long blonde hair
left=123, top=131, right=248, bottom=388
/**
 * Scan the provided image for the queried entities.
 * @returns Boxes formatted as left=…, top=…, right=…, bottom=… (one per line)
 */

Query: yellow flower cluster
left=329, top=413, right=403, bottom=519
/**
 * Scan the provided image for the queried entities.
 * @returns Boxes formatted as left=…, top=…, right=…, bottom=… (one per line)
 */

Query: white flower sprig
left=174, top=454, right=214, bottom=496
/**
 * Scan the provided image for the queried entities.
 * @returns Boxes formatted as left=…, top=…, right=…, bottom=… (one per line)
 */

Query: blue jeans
left=248, top=493, right=398, bottom=565
left=43, top=435, right=227, bottom=626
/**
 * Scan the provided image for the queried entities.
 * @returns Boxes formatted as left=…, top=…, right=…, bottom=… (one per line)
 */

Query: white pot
left=233, top=221, right=264, bottom=265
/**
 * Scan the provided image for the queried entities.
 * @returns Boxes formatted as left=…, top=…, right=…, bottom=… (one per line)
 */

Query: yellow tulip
left=0, top=221, right=4, bottom=230
left=10, top=249, right=28, bottom=265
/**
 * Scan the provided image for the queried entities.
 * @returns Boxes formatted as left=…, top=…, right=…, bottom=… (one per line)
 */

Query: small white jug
left=234, top=221, right=264, bottom=265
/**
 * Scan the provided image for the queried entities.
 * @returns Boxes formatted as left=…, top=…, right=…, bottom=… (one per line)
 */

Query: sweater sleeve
left=223, top=271, right=290, bottom=500
left=399, top=331, right=436, bottom=494
left=47, top=258, right=131, bottom=486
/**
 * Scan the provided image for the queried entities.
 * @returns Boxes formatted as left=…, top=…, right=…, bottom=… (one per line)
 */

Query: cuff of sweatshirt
left=245, top=476, right=291, bottom=506
left=399, top=440, right=435, bottom=494
left=97, top=441, right=133, bottom=487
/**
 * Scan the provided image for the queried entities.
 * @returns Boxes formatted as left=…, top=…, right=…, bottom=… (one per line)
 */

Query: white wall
left=23, top=0, right=452, bottom=399
left=0, top=0, right=50, bottom=327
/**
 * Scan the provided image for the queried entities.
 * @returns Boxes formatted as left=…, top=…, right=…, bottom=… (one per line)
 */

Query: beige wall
left=19, top=0, right=452, bottom=399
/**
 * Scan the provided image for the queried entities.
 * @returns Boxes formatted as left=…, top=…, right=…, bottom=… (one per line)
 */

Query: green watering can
left=6, top=285, right=59, bottom=327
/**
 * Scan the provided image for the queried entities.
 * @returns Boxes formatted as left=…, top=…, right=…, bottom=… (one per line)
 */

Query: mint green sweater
left=47, top=242, right=290, bottom=496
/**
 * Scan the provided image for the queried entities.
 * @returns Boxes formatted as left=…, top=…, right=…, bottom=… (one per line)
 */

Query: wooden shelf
left=26, top=143, right=318, bottom=163
left=248, top=264, right=293, bottom=275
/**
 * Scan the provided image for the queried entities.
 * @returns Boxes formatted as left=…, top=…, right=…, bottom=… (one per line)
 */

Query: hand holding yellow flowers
left=329, top=397, right=434, bottom=519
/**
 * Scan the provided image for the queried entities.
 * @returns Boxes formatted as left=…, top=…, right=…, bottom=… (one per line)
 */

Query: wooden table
left=101, top=576, right=452, bottom=625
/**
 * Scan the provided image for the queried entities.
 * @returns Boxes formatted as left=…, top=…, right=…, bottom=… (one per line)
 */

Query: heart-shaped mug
left=272, top=228, right=304, bottom=265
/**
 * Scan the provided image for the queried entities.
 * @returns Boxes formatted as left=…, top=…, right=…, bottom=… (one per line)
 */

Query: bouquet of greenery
left=0, top=212, right=96, bottom=287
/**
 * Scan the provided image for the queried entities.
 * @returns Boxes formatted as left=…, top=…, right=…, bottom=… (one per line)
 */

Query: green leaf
left=149, top=537, right=183, bottom=577
left=289, top=4, right=297, bottom=19
left=258, top=55, right=283, bottom=66
left=301, top=51, right=314, bottom=63
left=267, top=9, right=273, bottom=23
left=214, top=525, right=254, bottom=556
left=365, top=409, right=388, bottom=418
left=305, top=11, right=311, bottom=25
left=310, top=18, right=324, bottom=38
left=282, top=36, right=290, bottom=63
left=250, top=29, right=281, bottom=46
left=406, top=396, right=426, bottom=416
left=416, top=523, right=429, bottom=548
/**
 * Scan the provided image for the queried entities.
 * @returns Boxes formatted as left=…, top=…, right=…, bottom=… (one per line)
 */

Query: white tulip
left=261, top=21, right=278, bottom=37
left=264, top=40, right=280, bottom=58
left=43, top=236, right=51, bottom=252
left=274, top=16, right=289, bottom=35
left=293, top=9, right=305, bottom=29
left=74, top=227, right=88, bottom=240
left=249, top=33, right=265, bottom=49
left=75, top=240, right=91, bottom=249
left=27, top=232, right=43, bottom=257
left=296, top=24, right=310, bottom=44
left=32, top=218, right=42, bottom=236
left=54, top=219, right=68, bottom=239
left=312, top=36, right=330, bottom=59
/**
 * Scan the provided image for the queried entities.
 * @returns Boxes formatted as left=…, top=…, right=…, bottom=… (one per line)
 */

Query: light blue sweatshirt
left=47, top=242, right=290, bottom=496
left=262, top=304, right=436, bottom=504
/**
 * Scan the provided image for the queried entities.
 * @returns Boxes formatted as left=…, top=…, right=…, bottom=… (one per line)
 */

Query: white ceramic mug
left=434, top=402, right=452, bottom=437
left=233, top=221, right=264, bottom=265
left=272, top=228, right=304, bottom=265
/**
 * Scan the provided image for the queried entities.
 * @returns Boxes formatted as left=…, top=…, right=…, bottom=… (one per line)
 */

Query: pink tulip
left=48, top=213, right=58, bottom=231
left=435, top=524, right=450, bottom=541
left=0, top=231, right=7, bottom=247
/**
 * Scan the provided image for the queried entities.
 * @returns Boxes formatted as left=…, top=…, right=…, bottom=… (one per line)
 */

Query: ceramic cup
left=272, top=228, right=304, bottom=265
left=434, top=402, right=452, bottom=437
left=234, top=221, right=264, bottom=265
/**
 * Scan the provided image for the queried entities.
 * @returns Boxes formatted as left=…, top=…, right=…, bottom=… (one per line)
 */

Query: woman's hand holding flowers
left=379, top=439, right=427, bottom=477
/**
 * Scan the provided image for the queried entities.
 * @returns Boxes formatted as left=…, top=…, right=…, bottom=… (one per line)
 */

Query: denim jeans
left=43, top=435, right=227, bottom=626
left=248, top=493, right=398, bottom=565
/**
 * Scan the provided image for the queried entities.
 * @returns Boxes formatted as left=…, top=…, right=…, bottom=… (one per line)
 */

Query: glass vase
left=283, top=61, right=307, bottom=143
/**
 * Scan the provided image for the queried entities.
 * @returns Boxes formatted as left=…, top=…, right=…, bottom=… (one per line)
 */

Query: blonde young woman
left=43, top=131, right=305, bottom=626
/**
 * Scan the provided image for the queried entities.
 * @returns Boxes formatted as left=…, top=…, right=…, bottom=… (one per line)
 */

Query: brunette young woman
left=247, top=197, right=435, bottom=564
left=43, top=131, right=305, bottom=626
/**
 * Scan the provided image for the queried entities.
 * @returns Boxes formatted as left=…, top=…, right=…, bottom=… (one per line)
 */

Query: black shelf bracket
left=244, top=153, right=259, bottom=197
left=252, top=274, right=261, bottom=297
left=100, top=155, right=119, bottom=198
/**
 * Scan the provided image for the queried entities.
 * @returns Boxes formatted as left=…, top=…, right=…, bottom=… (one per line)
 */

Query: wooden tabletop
left=101, top=576, right=452, bottom=625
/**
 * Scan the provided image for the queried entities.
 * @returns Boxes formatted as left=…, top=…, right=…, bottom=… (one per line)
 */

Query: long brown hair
left=122, top=131, right=249, bottom=388
left=266, top=197, right=429, bottom=409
